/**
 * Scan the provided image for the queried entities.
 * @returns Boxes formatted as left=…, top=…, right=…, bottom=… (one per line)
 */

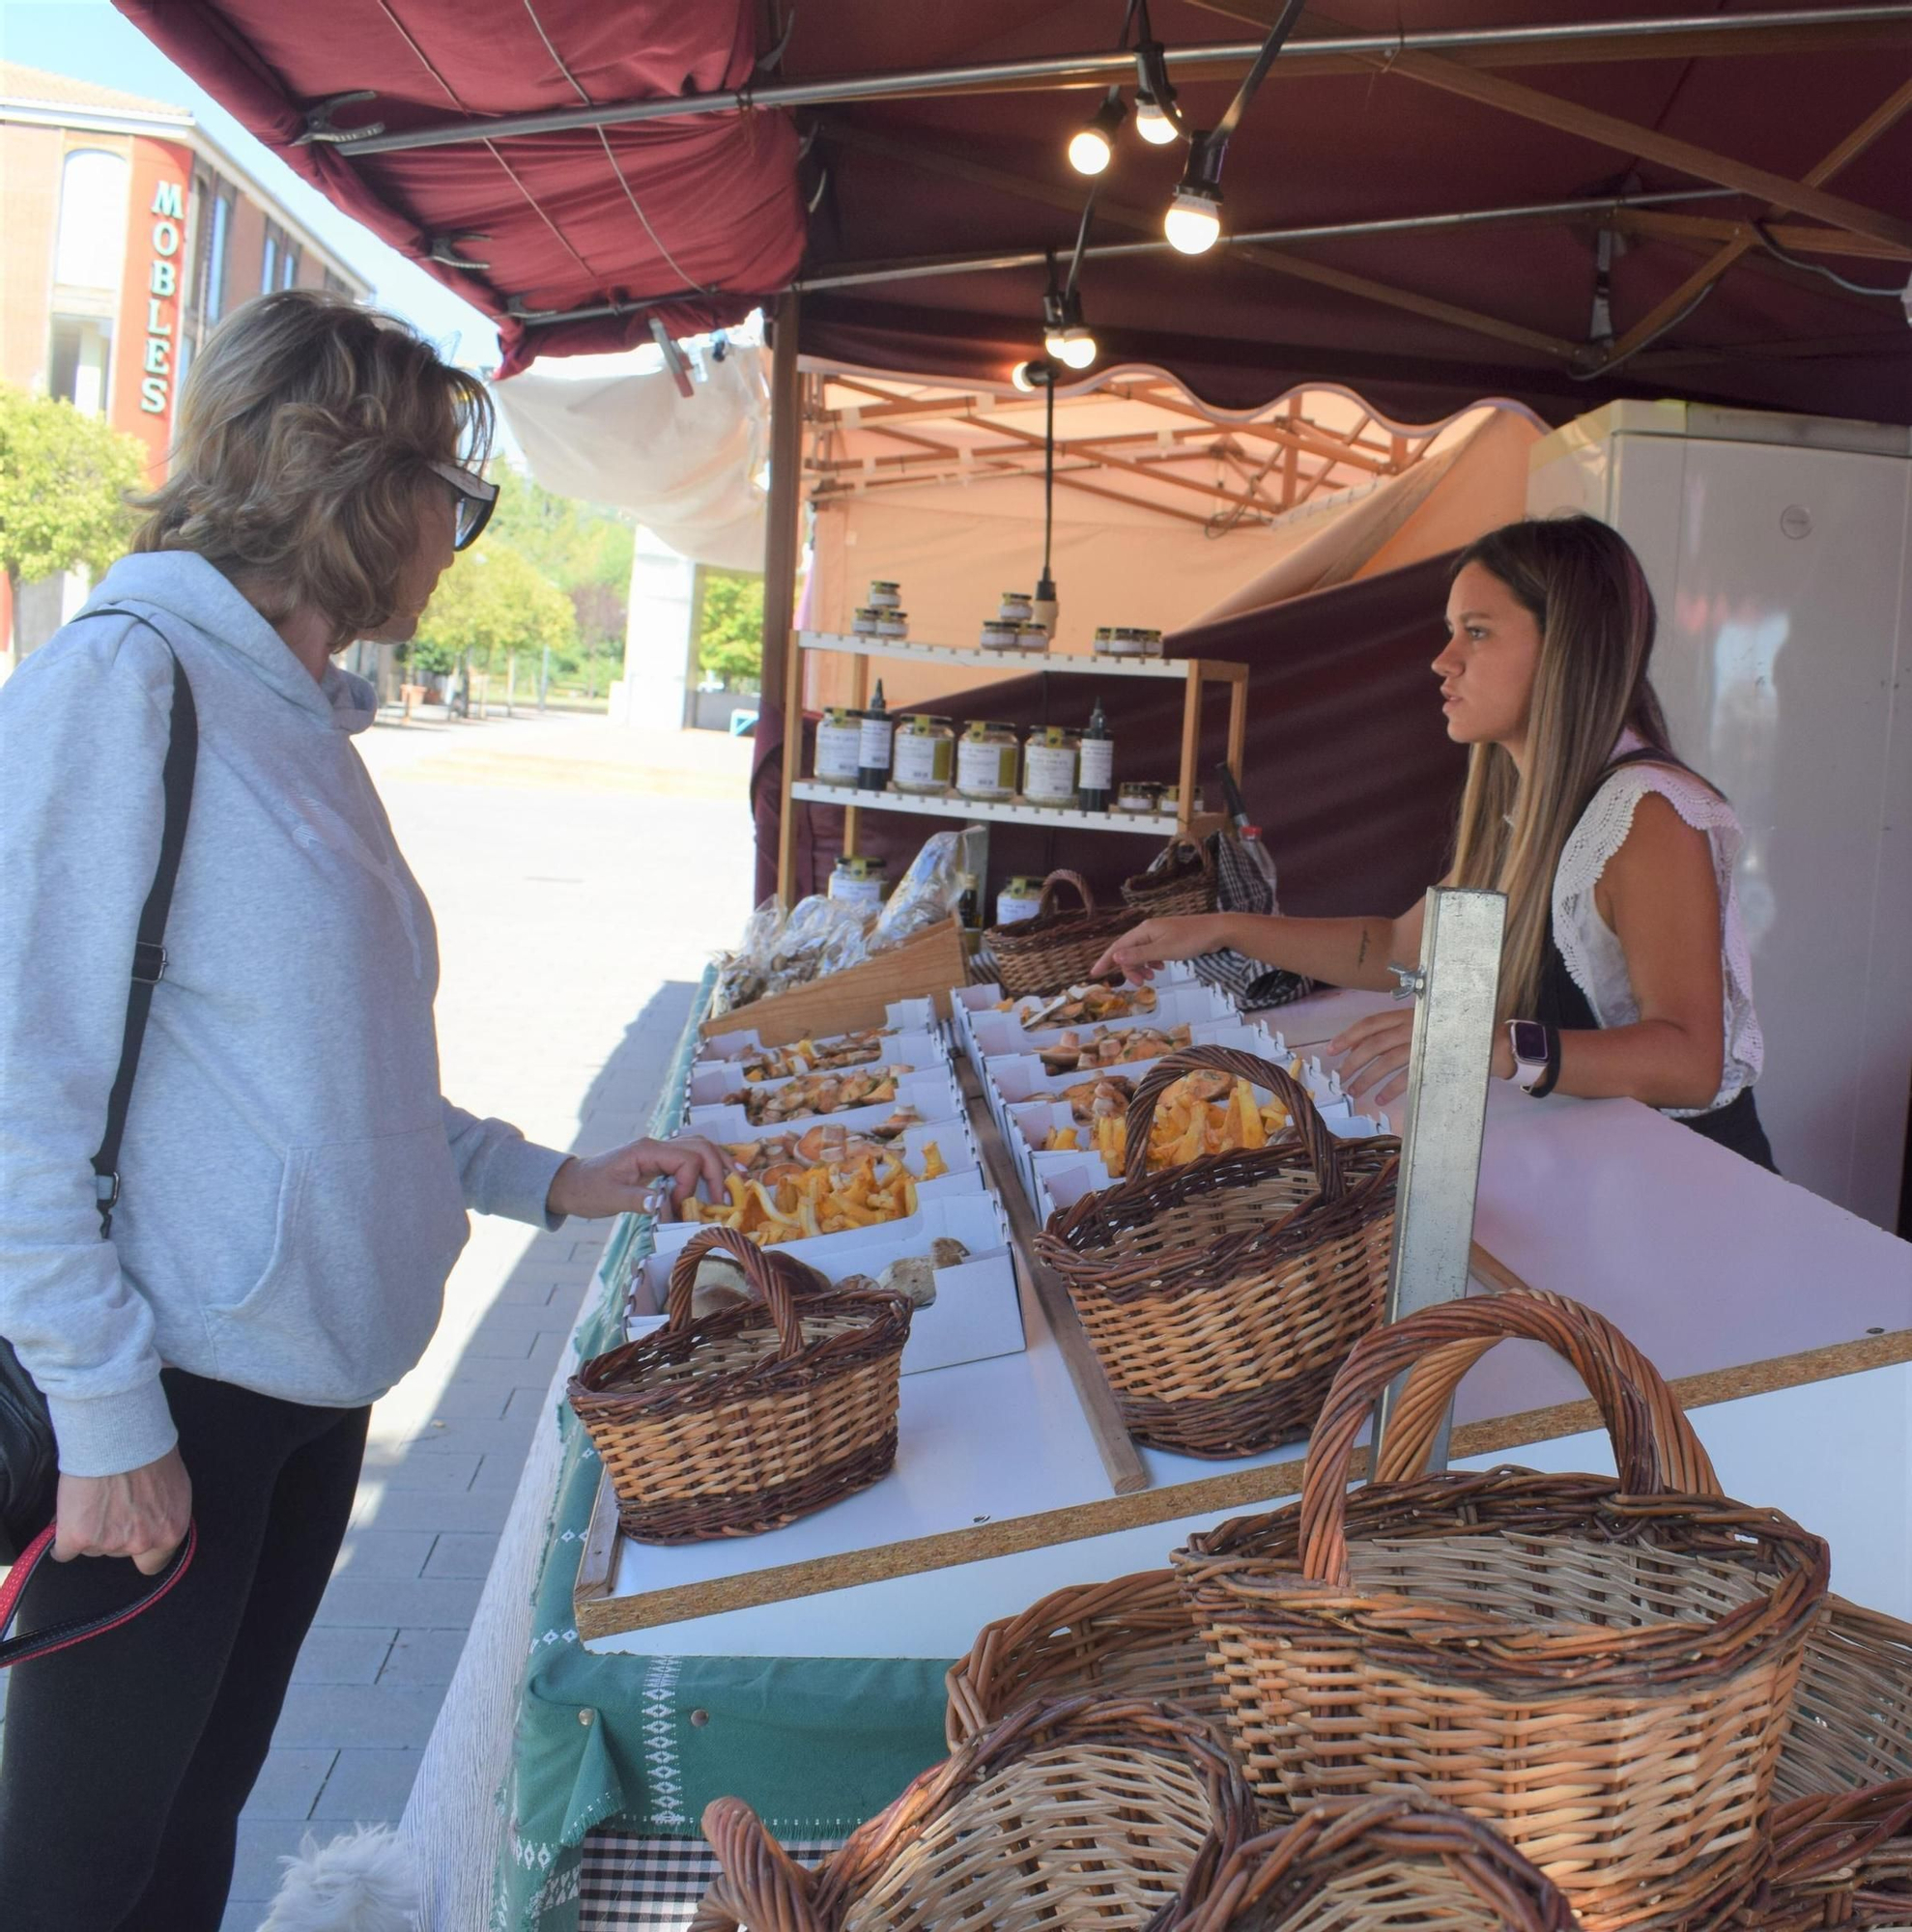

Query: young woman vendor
left=1096, top=514, right=1775, bottom=1169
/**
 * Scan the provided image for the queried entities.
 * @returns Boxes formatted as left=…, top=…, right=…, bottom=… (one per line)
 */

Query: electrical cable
left=1569, top=277, right=1720, bottom=379
left=1753, top=221, right=1908, bottom=298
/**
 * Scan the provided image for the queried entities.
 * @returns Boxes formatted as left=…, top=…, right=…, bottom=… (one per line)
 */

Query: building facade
left=2, top=63, right=373, bottom=660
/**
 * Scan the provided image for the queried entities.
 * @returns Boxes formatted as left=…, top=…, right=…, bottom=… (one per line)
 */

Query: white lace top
left=1551, top=733, right=1764, bottom=1115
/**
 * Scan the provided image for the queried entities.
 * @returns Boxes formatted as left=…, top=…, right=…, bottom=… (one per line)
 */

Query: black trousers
left=0, top=1368, right=368, bottom=1931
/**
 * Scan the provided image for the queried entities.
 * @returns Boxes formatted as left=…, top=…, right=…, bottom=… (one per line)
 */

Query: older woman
left=0, top=288, right=727, bottom=1927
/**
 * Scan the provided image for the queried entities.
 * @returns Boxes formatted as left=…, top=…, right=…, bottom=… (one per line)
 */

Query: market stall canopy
left=491, top=348, right=770, bottom=569
left=116, top=2, right=1912, bottom=421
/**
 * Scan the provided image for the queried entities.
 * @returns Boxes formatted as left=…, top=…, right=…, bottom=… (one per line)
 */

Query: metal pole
left=331, top=8, right=1912, bottom=154
left=506, top=651, right=516, bottom=718
left=1368, top=887, right=1507, bottom=1477
left=790, top=187, right=1736, bottom=298
left=538, top=644, right=550, bottom=714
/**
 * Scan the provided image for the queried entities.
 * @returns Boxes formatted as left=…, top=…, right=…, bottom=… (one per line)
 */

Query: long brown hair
left=131, top=288, right=494, bottom=642
left=1447, top=516, right=1675, bottom=1020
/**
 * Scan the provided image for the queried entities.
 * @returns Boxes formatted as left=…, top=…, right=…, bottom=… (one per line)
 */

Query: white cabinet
left=1529, top=402, right=1912, bottom=1229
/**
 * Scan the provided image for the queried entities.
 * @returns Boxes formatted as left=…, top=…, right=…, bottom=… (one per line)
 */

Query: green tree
left=696, top=568, right=764, bottom=691
left=411, top=541, right=577, bottom=683
left=488, top=471, right=633, bottom=622
left=0, top=384, right=146, bottom=654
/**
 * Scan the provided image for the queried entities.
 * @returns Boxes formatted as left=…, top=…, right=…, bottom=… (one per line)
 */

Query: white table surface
left=589, top=988, right=1912, bottom=1647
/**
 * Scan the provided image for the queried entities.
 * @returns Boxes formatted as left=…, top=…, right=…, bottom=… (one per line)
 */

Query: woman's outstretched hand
left=1091, top=913, right=1234, bottom=983
left=546, top=1136, right=741, bottom=1221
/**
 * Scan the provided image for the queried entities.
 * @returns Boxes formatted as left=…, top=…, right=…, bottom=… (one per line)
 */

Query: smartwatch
left=1507, top=1019, right=1551, bottom=1095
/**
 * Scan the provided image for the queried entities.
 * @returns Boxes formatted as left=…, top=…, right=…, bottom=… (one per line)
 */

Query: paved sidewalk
left=129, top=709, right=754, bottom=1929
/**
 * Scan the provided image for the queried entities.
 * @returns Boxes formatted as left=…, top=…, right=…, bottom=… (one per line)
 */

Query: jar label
left=829, top=874, right=887, bottom=911
left=1023, top=740, right=1078, bottom=803
left=996, top=892, right=1042, bottom=924
left=956, top=737, right=1017, bottom=797
left=858, top=716, right=894, bottom=770
left=1079, top=739, right=1115, bottom=791
left=893, top=730, right=951, bottom=788
left=814, top=720, right=862, bottom=780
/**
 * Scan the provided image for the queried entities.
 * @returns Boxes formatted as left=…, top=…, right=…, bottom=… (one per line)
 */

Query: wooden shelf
left=789, top=781, right=1226, bottom=839
left=797, top=631, right=1247, bottom=681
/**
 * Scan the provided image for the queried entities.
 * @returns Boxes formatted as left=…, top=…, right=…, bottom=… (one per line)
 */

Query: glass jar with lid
left=828, top=854, right=888, bottom=911
left=995, top=875, right=1045, bottom=925
left=874, top=609, right=909, bottom=639
left=997, top=590, right=1034, bottom=621
left=1092, top=626, right=1118, bottom=656
left=850, top=607, right=883, bottom=637
left=956, top=720, right=1021, bottom=801
left=891, top=714, right=955, bottom=794
left=867, top=580, right=902, bottom=611
left=979, top=616, right=1020, bottom=651
left=1117, top=781, right=1163, bottom=814
left=812, top=706, right=863, bottom=785
left=1021, top=724, right=1079, bottom=809
left=1014, top=622, right=1051, bottom=653
left=1160, top=783, right=1206, bottom=817
left=1138, top=627, right=1166, bottom=658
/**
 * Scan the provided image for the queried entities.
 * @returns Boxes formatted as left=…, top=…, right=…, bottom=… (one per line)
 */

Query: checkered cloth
left=581, top=1830, right=844, bottom=1930
left=1187, top=831, right=1315, bottom=1011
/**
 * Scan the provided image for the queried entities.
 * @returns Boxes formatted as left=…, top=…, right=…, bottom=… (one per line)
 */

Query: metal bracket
left=294, top=90, right=386, bottom=147
left=424, top=233, right=493, bottom=271
left=1369, top=887, right=1507, bottom=1477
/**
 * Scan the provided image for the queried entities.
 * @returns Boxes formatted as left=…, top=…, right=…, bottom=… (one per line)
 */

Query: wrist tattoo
left=1356, top=926, right=1370, bottom=968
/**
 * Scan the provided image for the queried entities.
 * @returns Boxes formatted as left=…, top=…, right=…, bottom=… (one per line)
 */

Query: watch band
left=1530, top=1027, right=1563, bottom=1099
left=1508, top=1021, right=1551, bottom=1095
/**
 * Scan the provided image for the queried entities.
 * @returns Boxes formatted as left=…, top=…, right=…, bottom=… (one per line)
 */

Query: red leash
left=0, top=1519, right=197, bottom=1669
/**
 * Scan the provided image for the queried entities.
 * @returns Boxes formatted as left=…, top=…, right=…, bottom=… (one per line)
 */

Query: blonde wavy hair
left=1446, top=516, right=1692, bottom=1022
left=132, top=288, right=494, bottom=641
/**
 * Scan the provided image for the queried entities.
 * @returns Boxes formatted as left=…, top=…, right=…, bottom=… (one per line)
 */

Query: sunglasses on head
left=428, top=459, right=499, bottom=551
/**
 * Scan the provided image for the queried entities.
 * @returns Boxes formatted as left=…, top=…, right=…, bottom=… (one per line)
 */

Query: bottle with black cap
left=857, top=679, right=893, bottom=791
left=1078, top=698, right=1114, bottom=811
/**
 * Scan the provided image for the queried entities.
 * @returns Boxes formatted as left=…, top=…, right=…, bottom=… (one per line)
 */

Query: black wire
left=1065, top=182, right=1101, bottom=301
left=1213, top=0, right=1310, bottom=145
left=1570, top=277, right=1720, bottom=380
left=1754, top=221, right=1906, bottom=298
left=1042, top=374, right=1056, bottom=581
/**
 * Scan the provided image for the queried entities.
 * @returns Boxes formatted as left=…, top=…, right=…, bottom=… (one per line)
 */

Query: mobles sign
left=140, top=179, right=185, bottom=416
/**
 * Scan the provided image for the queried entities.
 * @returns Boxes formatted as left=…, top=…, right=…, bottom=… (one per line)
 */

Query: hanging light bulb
left=1042, top=290, right=1070, bottom=361
left=1068, top=92, right=1127, bottom=177
left=1011, top=358, right=1057, bottom=393
left=1135, top=97, right=1179, bottom=145
left=1164, top=137, right=1225, bottom=255
left=1059, top=326, right=1098, bottom=370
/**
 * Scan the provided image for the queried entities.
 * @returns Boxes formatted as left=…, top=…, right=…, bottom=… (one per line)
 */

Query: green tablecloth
left=495, top=971, right=954, bottom=1932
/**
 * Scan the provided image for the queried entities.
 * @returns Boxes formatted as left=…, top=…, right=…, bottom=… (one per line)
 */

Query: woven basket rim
left=1037, top=1140, right=1400, bottom=1301
left=569, top=1285, right=911, bottom=1421
left=1175, top=1465, right=1831, bottom=1689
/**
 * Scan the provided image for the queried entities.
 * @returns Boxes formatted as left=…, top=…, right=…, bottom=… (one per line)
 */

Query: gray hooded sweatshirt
left=0, top=551, right=569, bottom=1479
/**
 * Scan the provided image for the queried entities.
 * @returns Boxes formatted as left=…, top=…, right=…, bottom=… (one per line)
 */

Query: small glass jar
left=998, top=591, right=1033, bottom=621
left=874, top=610, right=909, bottom=639
left=812, top=706, right=863, bottom=785
left=979, top=617, right=1020, bottom=651
left=891, top=714, right=955, bottom=793
left=828, top=854, right=888, bottom=911
left=1117, top=781, right=1163, bottom=814
left=1102, top=626, right=1147, bottom=658
left=1159, top=783, right=1206, bottom=817
left=867, top=580, right=902, bottom=611
left=956, top=721, right=1021, bottom=802
left=996, top=875, right=1045, bottom=925
left=1138, top=628, right=1166, bottom=658
left=850, top=607, right=883, bottom=637
left=1014, top=621, right=1051, bottom=653
left=1092, top=626, right=1117, bottom=656
left=1021, top=725, right=1079, bottom=809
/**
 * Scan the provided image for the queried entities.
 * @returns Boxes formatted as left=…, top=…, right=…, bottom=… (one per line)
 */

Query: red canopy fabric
left=117, top=2, right=1912, bottom=418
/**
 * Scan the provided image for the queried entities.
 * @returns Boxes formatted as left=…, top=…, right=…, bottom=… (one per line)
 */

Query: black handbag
left=0, top=632, right=198, bottom=1566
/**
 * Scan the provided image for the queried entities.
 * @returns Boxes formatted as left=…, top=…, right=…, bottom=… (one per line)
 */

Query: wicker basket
left=983, top=868, right=1144, bottom=998
left=567, top=1227, right=911, bottom=1545
left=690, top=1693, right=1259, bottom=1932
left=1173, top=1289, right=1832, bottom=1932
left=1034, top=1046, right=1399, bottom=1458
left=1741, top=1780, right=1912, bottom=1932
left=1165, top=1795, right=1578, bottom=1932
left=1124, top=836, right=1217, bottom=919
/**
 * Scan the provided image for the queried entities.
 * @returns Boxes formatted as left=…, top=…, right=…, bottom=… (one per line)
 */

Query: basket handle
left=1298, top=1290, right=1672, bottom=1590
left=1037, top=868, right=1095, bottom=918
left=1372, top=1281, right=1721, bottom=1496
left=666, top=1226, right=807, bottom=1362
left=693, top=1796, right=818, bottom=1932
left=1121, top=1045, right=1340, bottom=1193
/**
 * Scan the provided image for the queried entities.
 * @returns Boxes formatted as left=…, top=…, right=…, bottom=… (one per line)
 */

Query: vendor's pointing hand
left=1092, top=913, right=1232, bottom=983
left=546, top=1136, right=739, bottom=1221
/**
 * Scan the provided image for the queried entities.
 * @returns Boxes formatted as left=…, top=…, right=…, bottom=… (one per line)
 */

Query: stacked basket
left=982, top=868, right=1144, bottom=997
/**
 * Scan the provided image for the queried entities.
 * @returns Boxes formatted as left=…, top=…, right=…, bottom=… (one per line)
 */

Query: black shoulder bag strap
left=91, top=641, right=199, bottom=1236
left=0, top=621, right=200, bottom=1658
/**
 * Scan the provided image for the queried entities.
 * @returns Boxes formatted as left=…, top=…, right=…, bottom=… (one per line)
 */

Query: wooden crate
left=699, top=918, right=965, bottom=1046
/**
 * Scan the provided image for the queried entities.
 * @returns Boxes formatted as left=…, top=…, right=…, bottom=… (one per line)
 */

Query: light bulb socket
left=1012, top=357, right=1060, bottom=391
left=1069, top=89, right=1127, bottom=174
left=1133, top=41, right=1181, bottom=140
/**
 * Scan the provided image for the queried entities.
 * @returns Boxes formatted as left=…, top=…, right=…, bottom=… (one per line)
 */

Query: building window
left=200, top=188, right=233, bottom=324
left=281, top=242, right=300, bottom=288
left=261, top=230, right=277, bottom=293
left=54, top=149, right=129, bottom=291
left=49, top=316, right=114, bottom=414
